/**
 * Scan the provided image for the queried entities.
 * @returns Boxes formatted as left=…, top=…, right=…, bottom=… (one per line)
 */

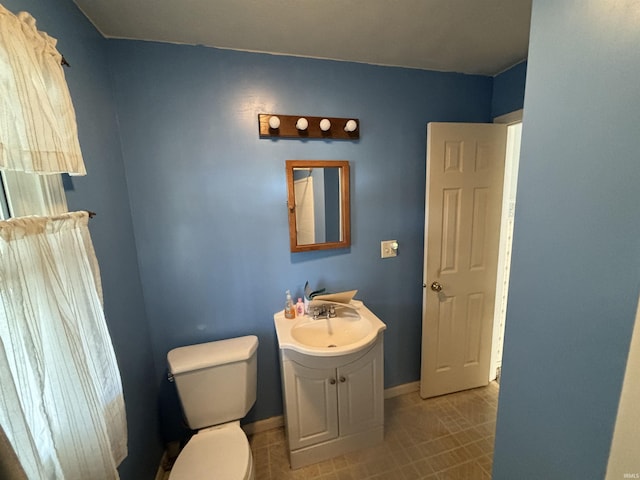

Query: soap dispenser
left=284, top=290, right=296, bottom=319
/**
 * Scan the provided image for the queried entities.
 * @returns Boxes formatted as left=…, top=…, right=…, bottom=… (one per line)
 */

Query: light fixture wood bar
left=258, top=114, right=360, bottom=140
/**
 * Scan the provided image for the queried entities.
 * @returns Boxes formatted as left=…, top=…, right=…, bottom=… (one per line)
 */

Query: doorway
left=489, top=115, right=523, bottom=382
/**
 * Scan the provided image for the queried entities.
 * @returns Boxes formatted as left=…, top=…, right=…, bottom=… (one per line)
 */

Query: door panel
left=440, top=188, right=461, bottom=273
left=421, top=123, right=507, bottom=398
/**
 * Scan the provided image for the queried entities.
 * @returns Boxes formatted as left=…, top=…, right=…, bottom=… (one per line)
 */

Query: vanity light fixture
left=344, top=119, right=358, bottom=132
left=319, top=118, right=331, bottom=131
left=268, top=115, right=281, bottom=129
left=258, top=114, right=359, bottom=140
left=295, top=117, right=309, bottom=131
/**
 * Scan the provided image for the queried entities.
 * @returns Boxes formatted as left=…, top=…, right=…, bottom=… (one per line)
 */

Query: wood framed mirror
left=286, top=160, right=350, bottom=252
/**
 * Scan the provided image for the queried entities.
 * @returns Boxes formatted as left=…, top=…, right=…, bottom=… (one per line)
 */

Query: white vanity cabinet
left=279, top=336, right=384, bottom=468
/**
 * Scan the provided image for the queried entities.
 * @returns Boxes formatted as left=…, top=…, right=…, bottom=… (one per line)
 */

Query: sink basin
left=291, top=312, right=370, bottom=348
left=274, top=300, right=386, bottom=356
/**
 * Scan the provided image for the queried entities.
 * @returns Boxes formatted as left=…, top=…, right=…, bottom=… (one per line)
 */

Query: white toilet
left=167, top=335, right=259, bottom=480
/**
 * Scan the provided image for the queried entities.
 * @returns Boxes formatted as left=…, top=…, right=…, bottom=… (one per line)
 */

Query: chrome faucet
left=311, top=305, right=325, bottom=320
left=311, top=304, right=337, bottom=320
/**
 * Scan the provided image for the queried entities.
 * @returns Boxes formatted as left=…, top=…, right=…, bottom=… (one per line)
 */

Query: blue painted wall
left=493, top=1, right=640, bottom=478
left=3, top=1, right=161, bottom=478
left=492, top=60, right=527, bottom=119
left=105, top=40, right=494, bottom=437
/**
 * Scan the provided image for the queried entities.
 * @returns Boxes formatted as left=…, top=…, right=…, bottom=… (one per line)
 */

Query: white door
left=420, top=123, right=507, bottom=399
left=294, top=177, right=315, bottom=245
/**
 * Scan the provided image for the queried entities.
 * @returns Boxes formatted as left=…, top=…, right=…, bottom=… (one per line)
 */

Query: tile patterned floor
left=248, top=382, right=499, bottom=480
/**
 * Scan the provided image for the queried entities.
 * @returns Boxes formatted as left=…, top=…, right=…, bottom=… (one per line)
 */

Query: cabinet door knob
left=329, top=378, right=336, bottom=385
left=339, top=376, right=346, bottom=383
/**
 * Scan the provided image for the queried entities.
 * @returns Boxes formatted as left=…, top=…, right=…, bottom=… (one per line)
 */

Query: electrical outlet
left=381, top=240, right=398, bottom=258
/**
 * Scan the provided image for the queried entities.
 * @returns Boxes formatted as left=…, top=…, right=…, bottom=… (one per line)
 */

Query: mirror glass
left=286, top=160, right=350, bottom=252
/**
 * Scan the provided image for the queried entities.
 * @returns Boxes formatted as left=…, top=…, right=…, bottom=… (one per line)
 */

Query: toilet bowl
left=167, top=336, right=258, bottom=480
left=168, top=422, right=253, bottom=480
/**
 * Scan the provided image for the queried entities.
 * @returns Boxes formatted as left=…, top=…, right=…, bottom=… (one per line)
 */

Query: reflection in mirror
left=293, top=167, right=341, bottom=244
left=286, top=160, right=350, bottom=252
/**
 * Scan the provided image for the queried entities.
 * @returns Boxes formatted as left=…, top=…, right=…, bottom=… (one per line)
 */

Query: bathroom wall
left=491, top=60, right=527, bottom=119
left=2, top=1, right=161, bottom=478
left=493, top=1, right=640, bottom=478
left=105, top=40, right=496, bottom=437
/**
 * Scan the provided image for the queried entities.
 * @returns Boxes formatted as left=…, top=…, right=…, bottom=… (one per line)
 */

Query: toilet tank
left=167, top=335, right=258, bottom=430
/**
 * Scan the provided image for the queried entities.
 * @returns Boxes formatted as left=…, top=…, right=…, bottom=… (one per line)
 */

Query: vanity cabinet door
left=337, top=340, right=384, bottom=437
left=283, top=361, right=339, bottom=450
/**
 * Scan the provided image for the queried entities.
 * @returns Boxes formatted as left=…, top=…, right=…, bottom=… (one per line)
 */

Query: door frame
left=489, top=109, right=523, bottom=381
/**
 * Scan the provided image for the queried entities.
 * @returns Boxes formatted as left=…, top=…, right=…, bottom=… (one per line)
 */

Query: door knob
left=430, top=281, right=443, bottom=292
left=329, top=378, right=336, bottom=385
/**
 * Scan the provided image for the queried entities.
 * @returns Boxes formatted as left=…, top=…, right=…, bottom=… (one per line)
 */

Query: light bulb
left=320, top=119, right=331, bottom=131
left=296, top=118, right=308, bottom=131
left=344, top=119, right=357, bottom=132
left=268, top=116, right=280, bottom=129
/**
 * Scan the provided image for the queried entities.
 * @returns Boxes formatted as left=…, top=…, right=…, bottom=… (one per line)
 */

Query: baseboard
left=241, top=414, right=285, bottom=436
left=384, top=381, right=420, bottom=399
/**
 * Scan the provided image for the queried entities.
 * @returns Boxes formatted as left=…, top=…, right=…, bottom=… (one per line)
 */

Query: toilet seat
left=169, top=422, right=254, bottom=480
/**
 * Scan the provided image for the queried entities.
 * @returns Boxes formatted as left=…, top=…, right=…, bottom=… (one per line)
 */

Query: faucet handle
left=328, top=305, right=337, bottom=318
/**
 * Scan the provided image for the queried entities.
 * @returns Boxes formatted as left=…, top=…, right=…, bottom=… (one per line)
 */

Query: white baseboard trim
left=384, top=381, right=420, bottom=399
left=241, top=414, right=285, bottom=436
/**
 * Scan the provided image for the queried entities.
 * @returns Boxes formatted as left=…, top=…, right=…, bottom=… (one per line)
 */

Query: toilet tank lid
left=168, top=335, right=258, bottom=375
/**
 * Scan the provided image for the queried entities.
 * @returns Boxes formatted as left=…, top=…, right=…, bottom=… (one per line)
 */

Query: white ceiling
left=72, top=0, right=531, bottom=76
